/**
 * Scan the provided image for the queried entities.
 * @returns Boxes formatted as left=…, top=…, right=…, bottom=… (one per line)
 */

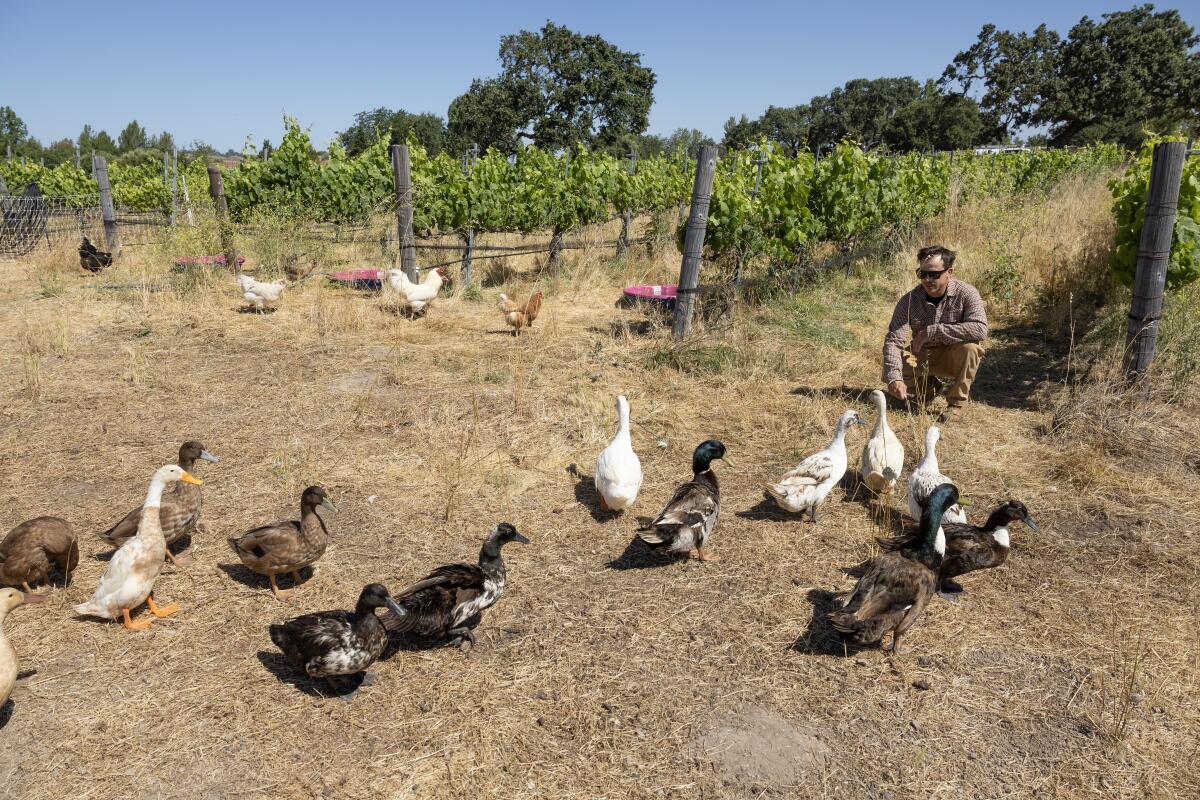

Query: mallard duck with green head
left=637, top=440, right=727, bottom=562
left=828, top=483, right=958, bottom=654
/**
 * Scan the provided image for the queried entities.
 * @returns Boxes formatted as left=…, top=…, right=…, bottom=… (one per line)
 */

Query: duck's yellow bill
left=180, top=471, right=203, bottom=486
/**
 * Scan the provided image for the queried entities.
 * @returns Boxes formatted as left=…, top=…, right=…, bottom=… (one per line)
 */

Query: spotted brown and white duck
left=269, top=583, right=405, bottom=697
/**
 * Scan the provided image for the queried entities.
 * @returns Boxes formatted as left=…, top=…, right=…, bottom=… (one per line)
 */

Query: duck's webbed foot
left=447, top=627, right=477, bottom=651
left=937, top=579, right=965, bottom=603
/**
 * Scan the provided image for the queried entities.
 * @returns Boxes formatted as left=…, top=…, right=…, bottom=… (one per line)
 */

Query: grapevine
left=1110, top=137, right=1200, bottom=290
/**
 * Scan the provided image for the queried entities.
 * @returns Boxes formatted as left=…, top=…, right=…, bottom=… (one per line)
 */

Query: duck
left=827, top=483, right=958, bottom=654
left=594, top=394, right=642, bottom=513
left=880, top=499, right=1040, bottom=598
left=382, top=523, right=529, bottom=649
left=765, top=410, right=865, bottom=522
left=0, top=517, right=78, bottom=593
left=228, top=486, right=338, bottom=600
left=74, top=465, right=199, bottom=630
left=637, top=440, right=726, bottom=561
left=269, top=583, right=406, bottom=697
left=860, top=390, right=904, bottom=494
left=99, top=441, right=219, bottom=565
left=907, top=426, right=967, bottom=524
left=1, top=588, right=46, bottom=711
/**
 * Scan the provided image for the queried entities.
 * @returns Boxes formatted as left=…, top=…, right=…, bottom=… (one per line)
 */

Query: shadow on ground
left=219, top=563, right=313, bottom=593
left=567, top=464, right=622, bottom=523
left=255, top=650, right=372, bottom=700
left=606, top=535, right=677, bottom=570
left=791, top=589, right=864, bottom=657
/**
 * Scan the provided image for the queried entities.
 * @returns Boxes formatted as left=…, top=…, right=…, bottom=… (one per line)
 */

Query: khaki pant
left=903, top=341, right=984, bottom=408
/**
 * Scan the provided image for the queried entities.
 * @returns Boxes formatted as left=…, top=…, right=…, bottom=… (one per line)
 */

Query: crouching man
left=883, top=245, right=987, bottom=422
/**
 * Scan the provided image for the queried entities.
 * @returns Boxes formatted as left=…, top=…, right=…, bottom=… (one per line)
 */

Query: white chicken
left=388, top=267, right=449, bottom=314
left=237, top=274, right=286, bottom=313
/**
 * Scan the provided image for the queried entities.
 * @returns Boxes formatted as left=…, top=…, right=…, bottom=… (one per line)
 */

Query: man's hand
left=911, top=328, right=929, bottom=354
left=888, top=380, right=907, bottom=400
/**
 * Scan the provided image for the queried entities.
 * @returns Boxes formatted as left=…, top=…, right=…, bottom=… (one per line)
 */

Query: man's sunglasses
left=916, top=268, right=949, bottom=280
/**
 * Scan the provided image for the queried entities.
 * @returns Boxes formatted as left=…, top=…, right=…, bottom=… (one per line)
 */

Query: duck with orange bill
left=2, top=588, right=46, bottom=711
left=74, top=465, right=200, bottom=630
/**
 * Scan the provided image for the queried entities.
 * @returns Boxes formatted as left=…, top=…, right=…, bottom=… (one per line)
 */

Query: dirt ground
left=0, top=189, right=1198, bottom=799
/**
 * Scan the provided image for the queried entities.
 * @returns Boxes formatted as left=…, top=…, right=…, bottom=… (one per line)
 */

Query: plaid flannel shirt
left=882, top=278, right=988, bottom=384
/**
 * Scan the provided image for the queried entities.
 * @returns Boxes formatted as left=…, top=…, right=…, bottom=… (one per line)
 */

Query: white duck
left=765, top=409, right=865, bottom=523
left=907, top=426, right=968, bottom=524
left=1, top=587, right=45, bottom=710
left=388, top=266, right=449, bottom=313
left=74, top=464, right=200, bottom=630
left=860, top=389, right=905, bottom=493
left=595, top=394, right=642, bottom=513
left=237, top=274, right=286, bottom=312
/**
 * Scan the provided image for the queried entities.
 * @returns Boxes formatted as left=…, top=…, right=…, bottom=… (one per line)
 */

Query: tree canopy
left=338, top=108, right=448, bottom=156
left=448, top=22, right=656, bottom=154
left=0, top=106, right=28, bottom=156
left=118, top=120, right=148, bottom=153
left=942, top=5, right=1200, bottom=146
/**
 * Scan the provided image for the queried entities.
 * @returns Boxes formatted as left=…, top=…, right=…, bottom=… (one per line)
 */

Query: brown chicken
left=499, top=291, right=543, bottom=336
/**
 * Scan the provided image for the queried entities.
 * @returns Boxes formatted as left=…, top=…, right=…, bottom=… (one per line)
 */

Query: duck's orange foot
left=146, top=596, right=179, bottom=618
left=122, top=608, right=153, bottom=631
left=270, top=575, right=295, bottom=601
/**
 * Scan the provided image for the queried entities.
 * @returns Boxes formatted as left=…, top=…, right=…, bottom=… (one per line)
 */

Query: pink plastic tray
left=623, top=283, right=677, bottom=309
left=328, top=269, right=387, bottom=290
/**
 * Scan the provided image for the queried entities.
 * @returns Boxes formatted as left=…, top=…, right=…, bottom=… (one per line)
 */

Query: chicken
left=237, top=274, right=286, bottom=313
left=499, top=291, right=543, bottom=335
left=388, top=267, right=449, bottom=314
left=78, top=237, right=113, bottom=273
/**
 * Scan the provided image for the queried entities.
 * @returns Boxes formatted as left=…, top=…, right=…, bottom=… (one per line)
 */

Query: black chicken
left=78, top=237, right=113, bottom=273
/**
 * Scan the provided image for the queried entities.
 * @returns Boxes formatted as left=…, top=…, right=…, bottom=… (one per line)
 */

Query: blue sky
left=2, top=1, right=1192, bottom=151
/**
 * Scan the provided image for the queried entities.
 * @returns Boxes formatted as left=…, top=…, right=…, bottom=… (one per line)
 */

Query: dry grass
left=0, top=179, right=1198, bottom=800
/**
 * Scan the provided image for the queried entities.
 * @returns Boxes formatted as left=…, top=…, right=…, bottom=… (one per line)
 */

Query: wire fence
left=0, top=184, right=665, bottom=277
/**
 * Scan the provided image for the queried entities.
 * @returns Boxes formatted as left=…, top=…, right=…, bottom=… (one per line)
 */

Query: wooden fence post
left=181, top=168, right=195, bottom=226
left=391, top=144, right=418, bottom=282
left=169, top=148, right=178, bottom=227
left=93, top=155, right=121, bottom=254
left=1124, top=140, right=1188, bottom=383
left=207, top=165, right=238, bottom=273
left=547, top=228, right=565, bottom=275
left=672, top=145, right=718, bottom=340
left=460, top=149, right=475, bottom=289
left=461, top=229, right=475, bottom=289
left=618, top=151, right=637, bottom=258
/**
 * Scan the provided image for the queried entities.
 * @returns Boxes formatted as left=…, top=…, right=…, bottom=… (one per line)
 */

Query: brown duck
left=0, top=517, right=79, bottom=593
left=228, top=486, right=338, bottom=600
left=828, top=484, right=957, bottom=654
left=98, top=441, right=219, bottom=565
left=878, top=499, right=1039, bottom=599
